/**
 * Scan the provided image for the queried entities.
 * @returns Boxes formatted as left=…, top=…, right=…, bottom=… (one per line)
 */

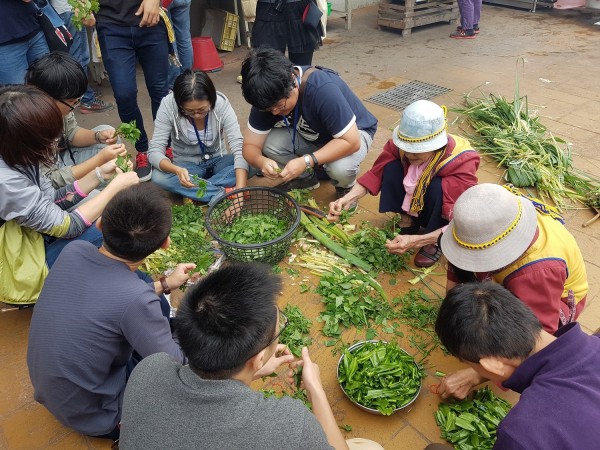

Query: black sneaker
left=135, top=152, right=152, bottom=182
left=277, top=172, right=320, bottom=191
left=335, top=186, right=357, bottom=210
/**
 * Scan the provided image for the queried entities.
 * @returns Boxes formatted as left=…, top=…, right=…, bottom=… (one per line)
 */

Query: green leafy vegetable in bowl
left=337, top=340, right=422, bottom=415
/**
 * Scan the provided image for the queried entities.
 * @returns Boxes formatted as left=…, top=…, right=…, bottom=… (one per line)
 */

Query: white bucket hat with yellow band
left=392, top=100, right=449, bottom=153
left=440, top=183, right=538, bottom=273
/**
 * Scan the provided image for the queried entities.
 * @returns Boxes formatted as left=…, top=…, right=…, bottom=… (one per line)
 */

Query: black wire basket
left=205, top=187, right=301, bottom=264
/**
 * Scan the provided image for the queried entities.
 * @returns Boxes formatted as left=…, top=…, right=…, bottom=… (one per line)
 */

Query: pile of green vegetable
left=316, top=269, right=391, bottom=338
left=434, top=387, right=512, bottom=449
left=143, top=203, right=215, bottom=275
left=338, top=340, right=422, bottom=415
left=393, top=289, right=445, bottom=363
left=350, top=222, right=410, bottom=273
left=279, top=304, right=313, bottom=357
left=454, top=86, right=600, bottom=211
left=220, top=213, right=289, bottom=244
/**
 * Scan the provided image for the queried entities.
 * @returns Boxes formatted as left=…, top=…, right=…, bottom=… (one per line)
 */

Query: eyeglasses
left=183, top=107, right=211, bottom=117
left=261, top=97, right=288, bottom=114
left=266, top=307, right=288, bottom=348
left=58, top=96, right=83, bottom=112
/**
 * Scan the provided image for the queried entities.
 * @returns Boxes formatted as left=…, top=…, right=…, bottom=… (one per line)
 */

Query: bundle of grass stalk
left=453, top=84, right=599, bottom=212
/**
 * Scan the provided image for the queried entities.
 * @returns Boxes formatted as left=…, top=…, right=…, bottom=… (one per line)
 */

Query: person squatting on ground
left=26, top=52, right=124, bottom=190
left=27, top=183, right=199, bottom=441
left=95, top=0, right=174, bottom=182
left=0, top=0, right=49, bottom=85
left=49, top=0, right=115, bottom=113
left=0, top=85, right=138, bottom=305
left=437, top=183, right=588, bottom=399
left=241, top=47, right=378, bottom=199
left=329, top=100, right=480, bottom=268
left=120, top=263, right=384, bottom=450
left=450, top=0, right=482, bottom=39
left=251, top=0, right=323, bottom=65
left=148, top=70, right=252, bottom=204
left=435, top=282, right=600, bottom=450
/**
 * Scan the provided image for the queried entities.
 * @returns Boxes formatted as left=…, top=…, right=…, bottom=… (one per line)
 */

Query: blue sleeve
left=248, top=106, right=278, bottom=134
left=309, top=82, right=356, bottom=138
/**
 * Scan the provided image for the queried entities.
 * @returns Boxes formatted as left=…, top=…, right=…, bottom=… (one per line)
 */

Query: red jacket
left=357, top=135, right=480, bottom=220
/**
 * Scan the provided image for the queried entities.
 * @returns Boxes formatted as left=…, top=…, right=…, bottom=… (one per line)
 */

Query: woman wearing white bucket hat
left=436, top=183, right=588, bottom=400
left=329, top=100, right=479, bottom=268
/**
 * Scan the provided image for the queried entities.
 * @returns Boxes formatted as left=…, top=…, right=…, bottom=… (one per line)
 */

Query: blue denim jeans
left=96, top=23, right=169, bottom=152
left=45, top=224, right=103, bottom=269
left=167, top=0, right=193, bottom=88
left=151, top=155, right=236, bottom=203
left=59, top=11, right=95, bottom=104
left=0, top=31, right=49, bottom=84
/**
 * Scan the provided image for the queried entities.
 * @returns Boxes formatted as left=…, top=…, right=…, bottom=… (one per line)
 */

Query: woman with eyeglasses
left=0, top=85, right=139, bottom=305
left=148, top=70, right=250, bottom=204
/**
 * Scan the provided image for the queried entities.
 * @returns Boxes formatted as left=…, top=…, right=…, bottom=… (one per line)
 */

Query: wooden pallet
left=377, top=0, right=459, bottom=36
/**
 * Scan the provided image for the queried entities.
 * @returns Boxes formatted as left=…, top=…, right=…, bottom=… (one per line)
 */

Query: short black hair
left=0, top=85, right=62, bottom=168
left=435, top=282, right=542, bottom=363
left=240, top=47, right=295, bottom=111
left=25, top=51, right=87, bottom=100
left=175, top=263, right=280, bottom=379
left=101, top=184, right=172, bottom=262
left=172, top=69, right=217, bottom=115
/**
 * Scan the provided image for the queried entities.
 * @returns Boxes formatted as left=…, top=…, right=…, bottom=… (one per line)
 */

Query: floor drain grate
left=365, top=81, right=452, bottom=112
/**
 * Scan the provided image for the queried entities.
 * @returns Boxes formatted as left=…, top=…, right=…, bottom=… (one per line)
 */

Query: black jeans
left=378, top=159, right=449, bottom=233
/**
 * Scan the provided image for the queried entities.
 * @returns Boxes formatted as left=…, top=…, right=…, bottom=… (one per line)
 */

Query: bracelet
left=159, top=276, right=171, bottom=295
left=94, top=131, right=102, bottom=144
left=94, top=167, right=106, bottom=184
left=310, top=153, right=318, bottom=167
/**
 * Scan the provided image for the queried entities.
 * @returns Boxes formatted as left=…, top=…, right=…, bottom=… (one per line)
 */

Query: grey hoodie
left=148, top=92, right=248, bottom=172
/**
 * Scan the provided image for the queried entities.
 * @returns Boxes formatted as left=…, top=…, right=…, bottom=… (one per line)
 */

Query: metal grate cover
left=365, top=81, right=451, bottom=112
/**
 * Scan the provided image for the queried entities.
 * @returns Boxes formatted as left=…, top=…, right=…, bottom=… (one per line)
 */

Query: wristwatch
left=303, top=154, right=313, bottom=172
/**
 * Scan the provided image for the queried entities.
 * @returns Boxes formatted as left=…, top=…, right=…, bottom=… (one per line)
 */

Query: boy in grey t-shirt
left=120, top=263, right=347, bottom=450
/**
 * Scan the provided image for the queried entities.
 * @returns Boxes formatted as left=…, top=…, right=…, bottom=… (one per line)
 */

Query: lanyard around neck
left=282, top=74, right=301, bottom=154
left=191, top=115, right=209, bottom=155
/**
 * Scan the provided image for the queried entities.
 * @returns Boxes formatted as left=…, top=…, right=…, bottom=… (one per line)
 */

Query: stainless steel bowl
left=337, top=340, right=422, bottom=415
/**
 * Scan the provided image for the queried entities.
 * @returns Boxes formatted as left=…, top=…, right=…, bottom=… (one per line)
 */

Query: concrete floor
left=1, top=4, right=599, bottom=449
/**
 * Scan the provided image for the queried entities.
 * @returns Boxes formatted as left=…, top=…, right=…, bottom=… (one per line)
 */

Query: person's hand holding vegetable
left=253, top=344, right=296, bottom=380
left=95, top=128, right=118, bottom=145
left=279, top=157, right=307, bottom=183
left=173, top=166, right=196, bottom=188
left=98, top=143, right=126, bottom=165
left=158, top=263, right=202, bottom=295
left=437, top=368, right=486, bottom=400
left=259, top=157, right=282, bottom=179
left=327, top=183, right=368, bottom=221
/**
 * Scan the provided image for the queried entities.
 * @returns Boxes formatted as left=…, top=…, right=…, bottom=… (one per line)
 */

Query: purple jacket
left=495, top=323, right=600, bottom=449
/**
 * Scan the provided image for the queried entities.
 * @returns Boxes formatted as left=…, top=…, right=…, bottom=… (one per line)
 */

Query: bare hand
left=82, top=14, right=96, bottom=27
left=97, top=128, right=117, bottom=145
left=98, top=159, right=118, bottom=179
left=385, top=234, right=415, bottom=254
left=254, top=344, right=296, bottom=380
left=261, top=158, right=283, bottom=179
left=327, top=183, right=367, bottom=221
left=175, top=167, right=195, bottom=188
left=136, top=0, right=161, bottom=27
left=166, top=263, right=200, bottom=290
left=111, top=171, right=140, bottom=189
left=437, top=368, right=486, bottom=400
left=299, top=347, right=324, bottom=398
left=279, top=157, right=306, bottom=183
left=99, top=143, right=126, bottom=164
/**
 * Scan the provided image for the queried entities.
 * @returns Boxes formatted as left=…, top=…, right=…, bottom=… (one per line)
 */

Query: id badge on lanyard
left=192, top=116, right=210, bottom=160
